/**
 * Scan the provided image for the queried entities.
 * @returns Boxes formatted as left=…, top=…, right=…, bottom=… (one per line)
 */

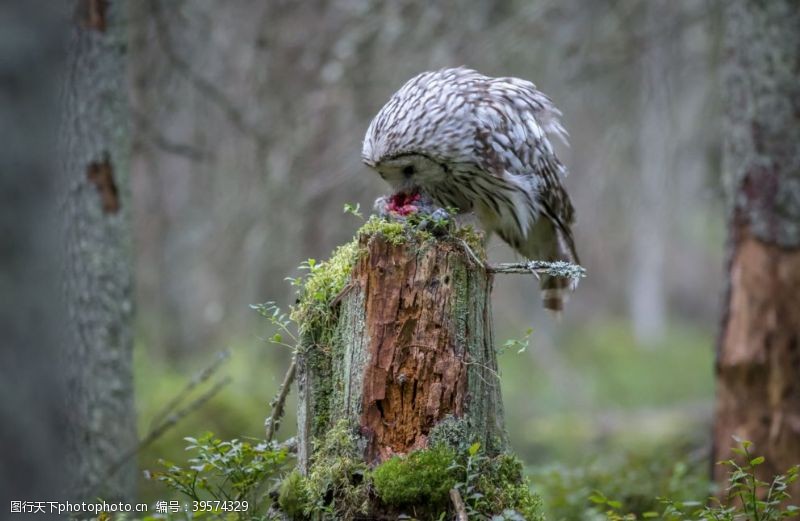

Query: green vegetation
left=498, top=319, right=715, bottom=465
left=145, top=433, right=796, bottom=521
left=372, top=445, right=458, bottom=507
left=591, top=439, right=799, bottom=521
left=278, top=420, right=371, bottom=520
left=150, top=433, right=290, bottom=520
left=533, top=439, right=710, bottom=520
left=277, top=430, right=544, bottom=520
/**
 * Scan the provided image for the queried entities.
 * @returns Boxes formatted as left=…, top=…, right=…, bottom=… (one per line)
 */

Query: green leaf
left=589, top=491, right=607, bottom=504
left=750, top=456, right=765, bottom=466
left=468, top=442, right=481, bottom=456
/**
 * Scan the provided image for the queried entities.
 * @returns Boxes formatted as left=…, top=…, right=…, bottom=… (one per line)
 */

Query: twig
left=450, top=488, right=468, bottom=521
left=265, top=357, right=297, bottom=442
left=459, top=238, right=487, bottom=269
left=92, top=375, right=232, bottom=494
left=149, top=349, right=231, bottom=430
left=132, top=108, right=210, bottom=162
left=487, top=260, right=586, bottom=281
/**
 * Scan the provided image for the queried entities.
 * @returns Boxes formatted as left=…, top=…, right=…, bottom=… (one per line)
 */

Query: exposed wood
left=714, top=226, right=800, bottom=490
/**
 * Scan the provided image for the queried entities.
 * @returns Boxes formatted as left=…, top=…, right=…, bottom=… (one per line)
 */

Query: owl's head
left=362, top=152, right=446, bottom=193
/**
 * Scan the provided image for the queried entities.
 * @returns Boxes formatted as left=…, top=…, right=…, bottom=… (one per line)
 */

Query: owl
left=362, top=67, right=579, bottom=312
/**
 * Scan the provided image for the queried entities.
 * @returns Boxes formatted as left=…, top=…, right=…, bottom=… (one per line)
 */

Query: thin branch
left=149, top=349, right=231, bottom=430
left=265, top=357, right=297, bottom=442
left=132, top=108, right=210, bottom=162
left=91, top=375, right=232, bottom=496
left=450, top=488, right=468, bottom=521
left=487, top=260, right=586, bottom=281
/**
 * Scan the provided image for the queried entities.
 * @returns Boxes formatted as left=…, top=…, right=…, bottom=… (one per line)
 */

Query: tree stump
left=296, top=226, right=507, bottom=471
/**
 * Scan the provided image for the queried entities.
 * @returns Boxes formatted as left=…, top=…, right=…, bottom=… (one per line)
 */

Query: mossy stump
left=296, top=223, right=507, bottom=470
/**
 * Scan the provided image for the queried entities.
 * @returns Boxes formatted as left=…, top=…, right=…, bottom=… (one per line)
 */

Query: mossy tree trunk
left=297, top=229, right=507, bottom=472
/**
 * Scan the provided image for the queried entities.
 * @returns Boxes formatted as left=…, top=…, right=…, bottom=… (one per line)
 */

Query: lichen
left=428, top=415, right=471, bottom=450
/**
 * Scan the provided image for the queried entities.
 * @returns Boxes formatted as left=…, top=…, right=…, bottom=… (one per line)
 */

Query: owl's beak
left=362, top=158, right=377, bottom=168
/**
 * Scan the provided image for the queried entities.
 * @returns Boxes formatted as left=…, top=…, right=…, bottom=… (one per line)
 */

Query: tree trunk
left=714, top=0, right=800, bottom=494
left=297, top=231, right=507, bottom=471
left=60, top=0, right=137, bottom=502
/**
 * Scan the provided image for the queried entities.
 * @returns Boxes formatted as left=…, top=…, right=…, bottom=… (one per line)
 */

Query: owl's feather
left=363, top=67, right=579, bottom=313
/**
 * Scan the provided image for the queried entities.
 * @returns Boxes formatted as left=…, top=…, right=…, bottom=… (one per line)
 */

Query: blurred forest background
left=3, top=0, right=754, bottom=514
left=126, top=0, right=724, bottom=504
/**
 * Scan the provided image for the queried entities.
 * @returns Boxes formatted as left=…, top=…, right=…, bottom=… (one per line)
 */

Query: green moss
left=373, top=446, right=458, bottom=507
left=277, top=420, right=370, bottom=520
left=474, top=454, right=545, bottom=521
left=358, top=215, right=409, bottom=245
left=290, top=240, right=360, bottom=340
left=278, top=470, right=311, bottom=519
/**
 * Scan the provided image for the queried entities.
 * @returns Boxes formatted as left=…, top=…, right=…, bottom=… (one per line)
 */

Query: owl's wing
left=472, top=77, right=574, bottom=226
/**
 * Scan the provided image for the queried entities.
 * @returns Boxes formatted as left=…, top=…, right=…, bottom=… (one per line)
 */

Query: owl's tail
left=522, top=217, right=579, bottom=314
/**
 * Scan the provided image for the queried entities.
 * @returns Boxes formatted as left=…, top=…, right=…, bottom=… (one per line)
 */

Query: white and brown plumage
left=362, top=67, right=579, bottom=312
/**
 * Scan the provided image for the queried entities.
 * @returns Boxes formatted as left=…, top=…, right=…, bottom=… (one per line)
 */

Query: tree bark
left=60, top=0, right=137, bottom=502
left=714, top=0, right=800, bottom=494
left=297, top=230, right=507, bottom=472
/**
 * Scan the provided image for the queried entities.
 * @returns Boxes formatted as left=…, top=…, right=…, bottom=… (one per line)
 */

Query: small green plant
left=149, top=433, right=290, bottom=519
left=499, top=328, right=533, bottom=355
left=250, top=301, right=298, bottom=351
left=450, top=442, right=545, bottom=521
left=594, top=439, right=799, bottom=521
left=343, top=202, right=363, bottom=219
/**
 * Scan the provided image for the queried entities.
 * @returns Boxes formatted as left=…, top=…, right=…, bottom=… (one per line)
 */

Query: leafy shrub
left=149, top=433, right=290, bottom=519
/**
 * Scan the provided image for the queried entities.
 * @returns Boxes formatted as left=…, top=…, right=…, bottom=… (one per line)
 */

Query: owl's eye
left=402, top=165, right=415, bottom=177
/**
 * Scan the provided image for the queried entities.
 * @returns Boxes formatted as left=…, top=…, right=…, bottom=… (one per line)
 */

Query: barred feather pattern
left=362, top=67, right=579, bottom=312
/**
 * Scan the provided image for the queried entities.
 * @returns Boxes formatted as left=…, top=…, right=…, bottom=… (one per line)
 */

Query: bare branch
left=265, top=357, right=297, bottom=442
left=88, top=375, right=232, bottom=498
left=149, top=0, right=269, bottom=146
left=132, top=108, right=210, bottom=162
left=149, top=348, right=231, bottom=430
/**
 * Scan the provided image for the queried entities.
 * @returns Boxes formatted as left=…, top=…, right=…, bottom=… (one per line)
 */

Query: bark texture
left=297, top=231, right=507, bottom=471
left=60, top=0, right=137, bottom=501
left=715, top=0, right=800, bottom=493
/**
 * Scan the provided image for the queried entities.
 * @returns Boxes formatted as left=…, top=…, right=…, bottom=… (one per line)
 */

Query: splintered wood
left=357, top=235, right=470, bottom=462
